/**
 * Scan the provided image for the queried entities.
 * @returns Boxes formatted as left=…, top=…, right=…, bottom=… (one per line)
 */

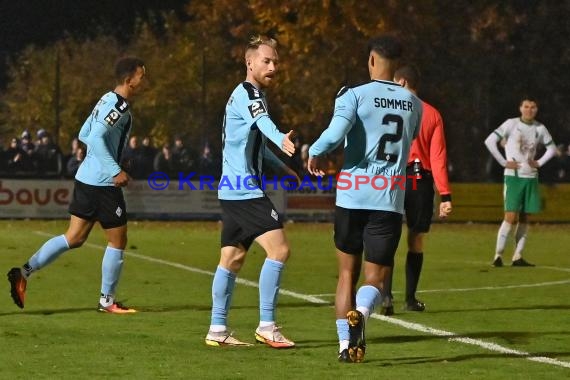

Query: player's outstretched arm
left=281, top=130, right=296, bottom=157
left=256, top=117, right=295, bottom=157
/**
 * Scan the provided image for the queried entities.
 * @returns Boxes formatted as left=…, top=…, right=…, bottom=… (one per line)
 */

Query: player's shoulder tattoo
left=242, top=82, right=263, bottom=100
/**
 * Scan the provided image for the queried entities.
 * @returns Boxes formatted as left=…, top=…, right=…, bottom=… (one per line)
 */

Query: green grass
left=1, top=220, right=569, bottom=379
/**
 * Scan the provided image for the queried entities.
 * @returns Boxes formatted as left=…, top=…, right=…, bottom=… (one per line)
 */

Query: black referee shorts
left=220, top=196, right=283, bottom=250
left=68, top=180, right=127, bottom=229
left=404, top=168, right=435, bottom=233
left=334, top=206, right=402, bottom=266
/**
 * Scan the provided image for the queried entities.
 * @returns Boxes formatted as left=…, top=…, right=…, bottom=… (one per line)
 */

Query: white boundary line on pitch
left=309, top=278, right=570, bottom=297
left=448, top=260, right=570, bottom=274
left=32, top=231, right=570, bottom=369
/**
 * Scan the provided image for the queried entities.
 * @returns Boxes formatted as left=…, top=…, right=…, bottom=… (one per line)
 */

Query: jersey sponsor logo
left=115, top=99, right=129, bottom=113
left=248, top=100, right=267, bottom=118
left=104, top=110, right=121, bottom=126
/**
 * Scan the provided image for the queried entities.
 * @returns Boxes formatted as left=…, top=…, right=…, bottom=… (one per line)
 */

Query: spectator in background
left=5, top=137, right=33, bottom=174
left=139, top=136, right=157, bottom=178
left=171, top=135, right=195, bottom=173
left=198, top=142, right=220, bottom=178
left=121, top=135, right=145, bottom=179
left=66, top=145, right=86, bottom=178
left=34, top=130, right=63, bottom=177
left=20, top=130, right=36, bottom=154
left=153, top=144, right=175, bottom=175
left=64, top=137, right=81, bottom=168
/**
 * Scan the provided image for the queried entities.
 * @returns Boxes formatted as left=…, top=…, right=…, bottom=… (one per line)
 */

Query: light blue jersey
left=75, top=91, right=132, bottom=186
left=309, top=80, right=422, bottom=213
left=219, top=81, right=287, bottom=200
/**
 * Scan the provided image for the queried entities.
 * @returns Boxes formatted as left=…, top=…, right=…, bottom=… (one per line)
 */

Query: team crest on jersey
left=248, top=100, right=267, bottom=118
left=104, top=110, right=121, bottom=126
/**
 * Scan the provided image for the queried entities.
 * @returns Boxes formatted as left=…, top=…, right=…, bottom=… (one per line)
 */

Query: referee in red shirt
left=382, top=65, right=452, bottom=314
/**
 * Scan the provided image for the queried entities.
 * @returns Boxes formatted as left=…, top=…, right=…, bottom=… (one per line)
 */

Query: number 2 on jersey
left=376, top=114, right=403, bottom=162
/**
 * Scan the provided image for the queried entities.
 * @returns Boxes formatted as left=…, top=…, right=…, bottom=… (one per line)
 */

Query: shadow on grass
left=369, top=330, right=570, bottom=345
left=364, top=350, right=570, bottom=366
left=426, top=304, right=570, bottom=313
left=0, top=300, right=330, bottom=317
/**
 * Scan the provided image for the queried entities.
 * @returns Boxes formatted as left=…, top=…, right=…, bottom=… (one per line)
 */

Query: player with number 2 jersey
left=309, top=80, right=422, bottom=213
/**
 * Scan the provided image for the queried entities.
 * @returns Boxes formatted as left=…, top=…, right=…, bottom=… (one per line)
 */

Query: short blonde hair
left=247, top=35, right=277, bottom=50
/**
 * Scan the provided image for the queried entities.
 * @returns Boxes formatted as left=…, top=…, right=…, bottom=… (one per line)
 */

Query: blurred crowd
left=0, top=129, right=344, bottom=181
left=0, top=129, right=222, bottom=180
left=5, top=128, right=570, bottom=183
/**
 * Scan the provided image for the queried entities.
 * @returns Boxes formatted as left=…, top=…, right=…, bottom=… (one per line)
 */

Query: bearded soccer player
left=485, top=97, right=556, bottom=267
left=7, top=57, right=146, bottom=313
left=308, top=36, right=422, bottom=363
left=204, top=35, right=297, bottom=348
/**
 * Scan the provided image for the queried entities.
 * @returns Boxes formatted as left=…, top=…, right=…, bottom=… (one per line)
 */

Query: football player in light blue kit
left=205, top=35, right=298, bottom=348
left=308, top=35, right=422, bottom=363
left=7, top=57, right=146, bottom=314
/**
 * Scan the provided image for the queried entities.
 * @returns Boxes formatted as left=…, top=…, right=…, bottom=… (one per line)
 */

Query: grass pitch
left=1, top=220, right=569, bottom=379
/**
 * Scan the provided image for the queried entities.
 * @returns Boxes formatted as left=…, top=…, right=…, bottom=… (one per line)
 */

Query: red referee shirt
left=408, top=100, right=451, bottom=197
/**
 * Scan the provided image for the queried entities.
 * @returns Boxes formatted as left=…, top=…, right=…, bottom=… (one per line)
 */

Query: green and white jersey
left=493, top=117, right=554, bottom=178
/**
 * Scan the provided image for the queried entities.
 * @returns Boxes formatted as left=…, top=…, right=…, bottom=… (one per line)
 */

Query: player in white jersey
left=484, top=97, right=556, bottom=267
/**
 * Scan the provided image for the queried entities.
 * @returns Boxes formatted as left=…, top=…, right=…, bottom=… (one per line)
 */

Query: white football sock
left=512, top=223, right=528, bottom=261
left=209, top=324, right=227, bottom=333
left=495, top=221, right=512, bottom=259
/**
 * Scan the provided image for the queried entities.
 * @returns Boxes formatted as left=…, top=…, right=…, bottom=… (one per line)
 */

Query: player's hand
left=113, top=170, right=131, bottom=187
left=504, top=160, right=520, bottom=169
left=308, top=156, right=326, bottom=177
left=439, top=201, right=452, bottom=219
left=528, top=159, right=540, bottom=168
left=281, top=130, right=296, bottom=157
